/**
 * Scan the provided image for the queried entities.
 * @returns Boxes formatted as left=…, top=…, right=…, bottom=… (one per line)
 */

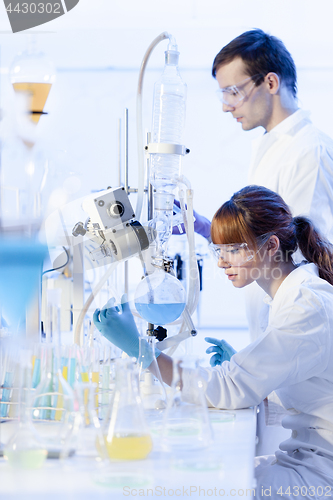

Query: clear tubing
left=74, top=261, right=119, bottom=345
left=182, top=187, right=200, bottom=315
left=136, top=32, right=170, bottom=221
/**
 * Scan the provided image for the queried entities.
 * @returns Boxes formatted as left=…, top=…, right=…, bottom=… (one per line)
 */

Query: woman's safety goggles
left=209, top=233, right=272, bottom=266
left=209, top=242, right=255, bottom=266
left=216, top=74, right=262, bottom=107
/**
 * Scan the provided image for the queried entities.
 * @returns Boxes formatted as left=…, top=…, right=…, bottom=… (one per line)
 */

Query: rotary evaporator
left=70, top=32, right=200, bottom=356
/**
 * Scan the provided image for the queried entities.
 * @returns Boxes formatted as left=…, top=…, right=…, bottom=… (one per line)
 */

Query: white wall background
left=1, top=0, right=333, bottom=333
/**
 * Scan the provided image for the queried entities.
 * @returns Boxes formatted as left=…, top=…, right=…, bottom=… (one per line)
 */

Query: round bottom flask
left=134, top=269, right=186, bottom=325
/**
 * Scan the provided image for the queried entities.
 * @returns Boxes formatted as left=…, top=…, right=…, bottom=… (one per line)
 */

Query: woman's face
left=217, top=242, right=268, bottom=288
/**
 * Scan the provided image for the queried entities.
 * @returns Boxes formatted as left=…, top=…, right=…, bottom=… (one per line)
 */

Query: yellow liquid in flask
left=105, top=433, right=153, bottom=460
left=13, top=82, right=52, bottom=124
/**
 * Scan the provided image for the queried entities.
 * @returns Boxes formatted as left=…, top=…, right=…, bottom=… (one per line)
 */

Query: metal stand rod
left=72, top=235, right=85, bottom=346
left=124, top=108, right=129, bottom=194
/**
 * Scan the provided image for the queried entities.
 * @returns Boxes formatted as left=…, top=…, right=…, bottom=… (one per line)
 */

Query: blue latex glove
left=205, top=337, right=237, bottom=367
left=172, top=199, right=211, bottom=239
left=93, top=295, right=160, bottom=369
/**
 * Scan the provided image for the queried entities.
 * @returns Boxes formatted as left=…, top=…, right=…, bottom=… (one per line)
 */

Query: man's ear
left=265, top=72, right=280, bottom=95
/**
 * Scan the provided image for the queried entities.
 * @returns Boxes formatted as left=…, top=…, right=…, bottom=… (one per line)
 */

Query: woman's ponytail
left=293, top=216, right=333, bottom=285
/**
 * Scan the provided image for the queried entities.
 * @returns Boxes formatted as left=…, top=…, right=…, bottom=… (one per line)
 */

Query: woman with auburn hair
left=94, top=185, right=333, bottom=497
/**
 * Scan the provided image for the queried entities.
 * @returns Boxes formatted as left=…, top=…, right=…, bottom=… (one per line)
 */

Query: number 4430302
left=5, top=3, right=61, bottom=14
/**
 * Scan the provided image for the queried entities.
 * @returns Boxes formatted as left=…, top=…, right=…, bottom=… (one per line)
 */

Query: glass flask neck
left=76, top=382, right=99, bottom=427
left=164, top=49, right=180, bottom=66
left=114, top=359, right=139, bottom=393
left=18, top=361, right=33, bottom=425
left=43, top=344, right=61, bottom=375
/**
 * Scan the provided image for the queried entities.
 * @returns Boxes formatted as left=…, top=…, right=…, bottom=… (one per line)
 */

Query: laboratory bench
left=0, top=408, right=256, bottom=500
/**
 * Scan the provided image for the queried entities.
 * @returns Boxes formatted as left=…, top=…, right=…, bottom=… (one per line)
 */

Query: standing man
left=211, top=29, right=333, bottom=339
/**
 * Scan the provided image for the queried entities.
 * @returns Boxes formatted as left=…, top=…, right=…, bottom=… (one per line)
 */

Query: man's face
left=215, top=57, right=272, bottom=131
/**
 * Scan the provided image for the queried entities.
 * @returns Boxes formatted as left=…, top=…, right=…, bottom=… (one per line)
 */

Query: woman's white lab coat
left=183, top=263, right=333, bottom=493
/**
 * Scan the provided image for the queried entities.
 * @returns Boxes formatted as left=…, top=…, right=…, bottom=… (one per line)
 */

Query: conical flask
left=32, top=343, right=74, bottom=457
left=103, top=357, right=153, bottom=460
left=3, top=348, right=47, bottom=469
left=61, top=382, right=107, bottom=463
left=161, top=357, right=213, bottom=451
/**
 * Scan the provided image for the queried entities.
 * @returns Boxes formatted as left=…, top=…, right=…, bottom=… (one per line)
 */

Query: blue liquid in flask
left=135, top=302, right=186, bottom=325
left=0, top=237, right=47, bottom=333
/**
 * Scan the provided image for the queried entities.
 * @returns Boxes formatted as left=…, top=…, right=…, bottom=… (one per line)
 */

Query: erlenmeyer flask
left=61, top=382, right=107, bottom=463
left=161, top=357, right=213, bottom=451
left=134, top=268, right=186, bottom=325
left=103, top=357, right=153, bottom=460
left=32, top=344, right=74, bottom=457
left=3, top=349, right=47, bottom=469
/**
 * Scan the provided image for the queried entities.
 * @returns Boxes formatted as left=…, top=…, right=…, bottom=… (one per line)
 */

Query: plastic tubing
left=136, top=31, right=170, bottom=221
left=177, top=176, right=200, bottom=316
left=74, top=261, right=119, bottom=345
left=183, top=188, right=200, bottom=315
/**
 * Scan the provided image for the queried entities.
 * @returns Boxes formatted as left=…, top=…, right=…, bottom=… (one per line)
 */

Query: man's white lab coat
left=246, top=110, right=333, bottom=343
left=248, top=109, right=333, bottom=242
left=183, top=263, right=333, bottom=489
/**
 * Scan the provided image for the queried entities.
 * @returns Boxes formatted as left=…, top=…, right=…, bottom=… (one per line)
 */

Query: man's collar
left=267, top=109, right=311, bottom=136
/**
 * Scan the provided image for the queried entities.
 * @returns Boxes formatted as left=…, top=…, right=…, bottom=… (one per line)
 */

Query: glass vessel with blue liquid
left=134, top=269, right=186, bottom=325
left=0, top=232, right=47, bottom=336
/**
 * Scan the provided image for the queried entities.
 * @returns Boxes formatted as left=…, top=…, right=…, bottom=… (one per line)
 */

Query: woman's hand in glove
left=205, top=337, right=237, bottom=367
left=93, top=295, right=160, bottom=369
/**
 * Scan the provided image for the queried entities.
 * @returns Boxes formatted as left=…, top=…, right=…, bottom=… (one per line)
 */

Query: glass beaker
left=161, top=357, right=213, bottom=452
left=103, top=357, right=152, bottom=461
left=134, top=268, right=186, bottom=325
left=3, top=349, right=47, bottom=469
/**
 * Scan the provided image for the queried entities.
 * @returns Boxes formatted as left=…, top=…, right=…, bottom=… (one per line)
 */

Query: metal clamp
left=145, top=143, right=190, bottom=156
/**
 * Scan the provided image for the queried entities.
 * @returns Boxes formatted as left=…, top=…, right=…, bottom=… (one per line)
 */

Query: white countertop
left=0, top=408, right=256, bottom=500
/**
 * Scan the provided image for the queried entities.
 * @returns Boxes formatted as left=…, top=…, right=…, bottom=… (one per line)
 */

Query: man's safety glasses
left=216, top=74, right=263, bottom=107
left=209, top=233, right=272, bottom=267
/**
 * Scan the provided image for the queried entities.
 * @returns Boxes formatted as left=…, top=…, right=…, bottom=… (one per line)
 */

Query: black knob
left=154, top=326, right=167, bottom=341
